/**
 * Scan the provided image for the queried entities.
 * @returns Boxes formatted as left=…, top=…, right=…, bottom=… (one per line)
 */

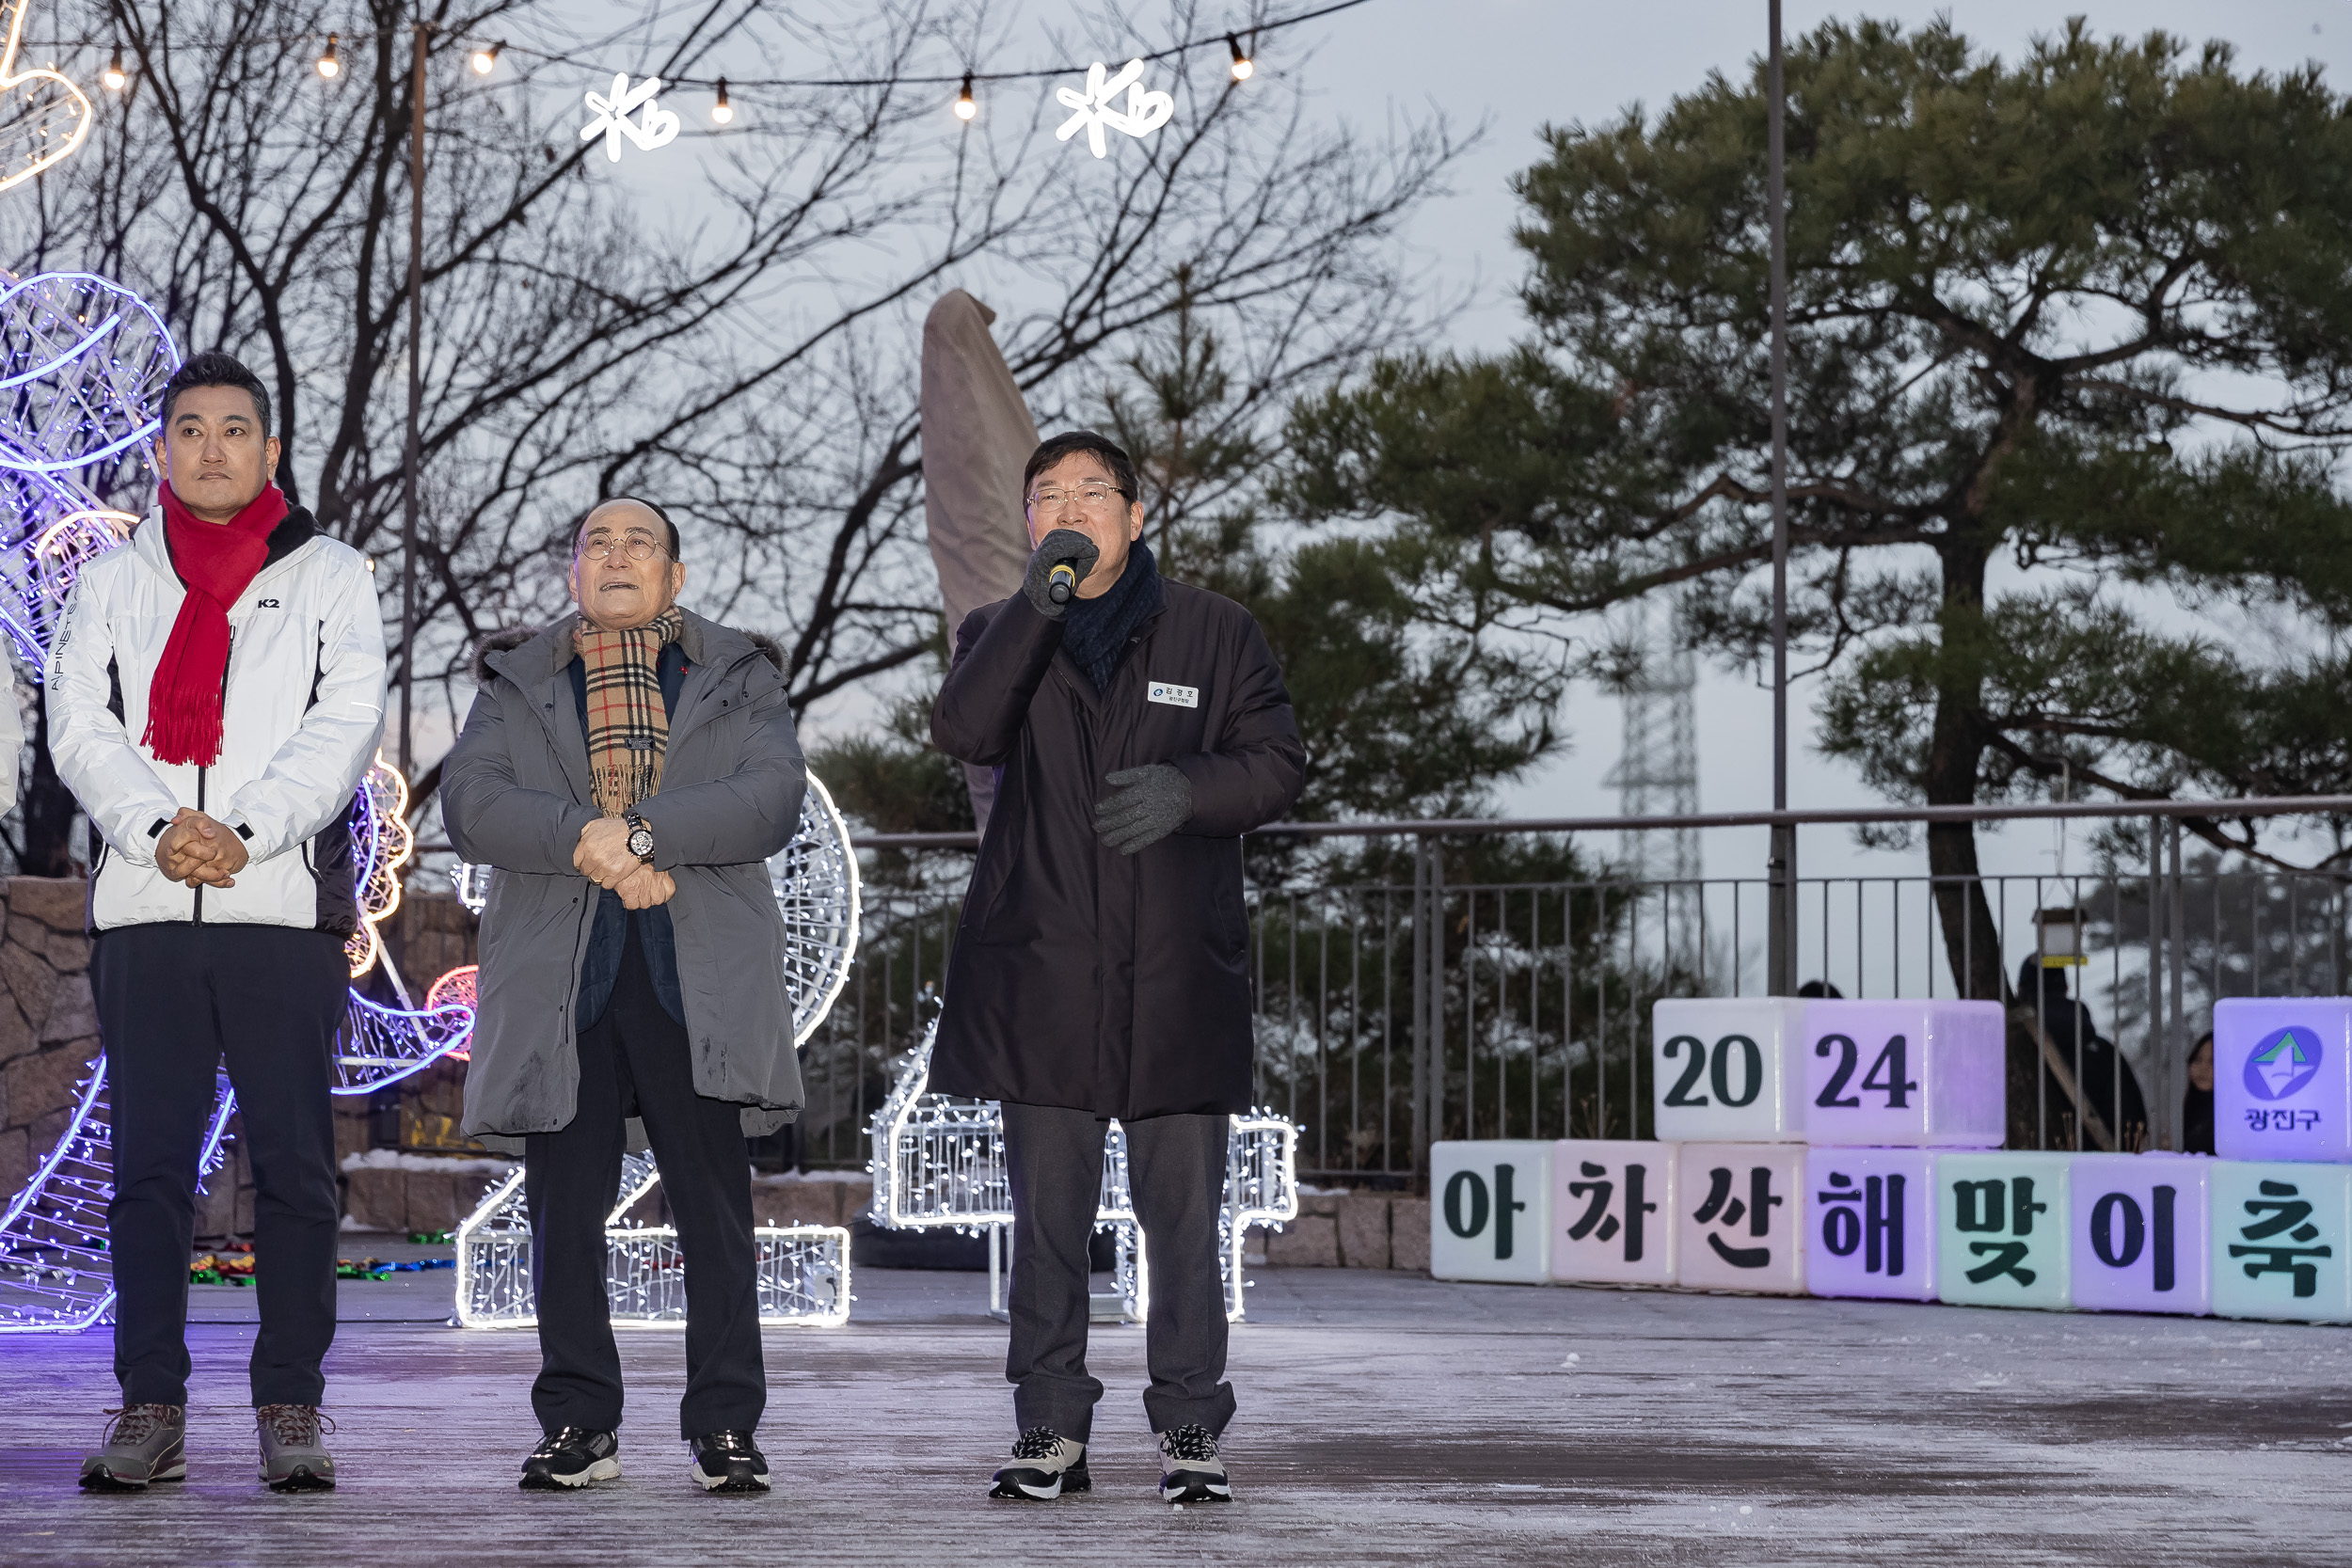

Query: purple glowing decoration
left=2069, top=1152, right=2211, bottom=1317
left=2214, top=998, right=2352, bottom=1164
left=1804, top=1146, right=1937, bottom=1303
left=1800, top=999, right=2006, bottom=1148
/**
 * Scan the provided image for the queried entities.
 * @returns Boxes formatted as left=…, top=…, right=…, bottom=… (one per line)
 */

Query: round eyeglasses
left=580, top=537, right=665, bottom=563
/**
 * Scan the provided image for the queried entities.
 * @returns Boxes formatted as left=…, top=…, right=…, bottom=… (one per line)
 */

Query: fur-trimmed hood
left=470, top=616, right=785, bottom=686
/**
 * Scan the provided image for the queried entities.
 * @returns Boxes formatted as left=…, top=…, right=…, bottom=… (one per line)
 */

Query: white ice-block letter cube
left=1936, top=1151, right=2073, bottom=1311
left=1550, top=1139, right=1678, bottom=1286
left=1675, top=1142, right=1807, bottom=1294
left=1652, top=998, right=1808, bottom=1143
left=1430, top=1141, right=1552, bottom=1283
left=1803, top=998, right=2006, bottom=1148
left=2210, top=1160, right=2352, bottom=1324
left=2068, top=1152, right=2210, bottom=1316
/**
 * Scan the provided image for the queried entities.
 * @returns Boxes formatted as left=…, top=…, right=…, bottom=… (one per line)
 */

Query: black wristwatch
left=625, top=811, right=655, bottom=863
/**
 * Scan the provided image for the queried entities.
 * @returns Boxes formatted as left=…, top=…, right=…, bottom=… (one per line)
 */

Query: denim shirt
left=569, top=641, right=690, bottom=1030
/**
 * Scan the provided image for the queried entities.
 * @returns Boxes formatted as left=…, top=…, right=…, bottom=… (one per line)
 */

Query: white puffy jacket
left=46, top=506, right=388, bottom=933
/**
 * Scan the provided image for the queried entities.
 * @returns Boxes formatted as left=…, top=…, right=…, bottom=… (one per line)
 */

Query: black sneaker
left=990, top=1427, right=1090, bottom=1500
left=519, top=1427, right=622, bottom=1491
left=1157, top=1424, right=1231, bottom=1504
left=689, top=1430, right=771, bottom=1494
left=79, top=1404, right=187, bottom=1491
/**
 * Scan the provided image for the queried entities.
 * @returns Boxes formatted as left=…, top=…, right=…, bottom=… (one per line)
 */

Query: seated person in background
left=2183, top=1032, right=2216, bottom=1155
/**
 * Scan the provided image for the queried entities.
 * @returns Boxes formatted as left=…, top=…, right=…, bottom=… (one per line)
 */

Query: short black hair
left=161, top=350, right=271, bottom=436
left=575, top=497, right=681, bottom=562
left=1023, top=430, right=1138, bottom=505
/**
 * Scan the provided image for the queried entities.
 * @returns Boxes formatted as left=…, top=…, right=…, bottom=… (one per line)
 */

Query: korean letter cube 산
left=1652, top=998, right=1808, bottom=1143
left=2209, top=1160, right=2352, bottom=1324
left=1935, top=1151, right=2073, bottom=1311
left=1675, top=1142, right=1806, bottom=1294
left=2214, top=997, right=2352, bottom=1164
left=1549, top=1139, right=1678, bottom=1286
left=1802, top=999, right=2006, bottom=1148
left=1804, top=1147, right=1937, bottom=1302
left=1430, top=1141, right=1552, bottom=1284
left=2069, top=1152, right=2211, bottom=1317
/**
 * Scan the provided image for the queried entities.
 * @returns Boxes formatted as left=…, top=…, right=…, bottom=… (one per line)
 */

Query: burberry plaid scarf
left=575, top=610, right=684, bottom=815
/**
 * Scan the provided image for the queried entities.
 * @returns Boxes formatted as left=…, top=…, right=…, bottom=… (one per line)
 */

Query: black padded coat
left=929, top=578, right=1306, bottom=1119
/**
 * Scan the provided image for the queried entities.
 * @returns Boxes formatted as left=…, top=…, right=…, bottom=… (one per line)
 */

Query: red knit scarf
left=141, top=481, right=289, bottom=767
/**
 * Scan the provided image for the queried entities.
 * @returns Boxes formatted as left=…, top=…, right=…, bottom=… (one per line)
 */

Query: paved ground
left=4, top=1261, right=2351, bottom=1566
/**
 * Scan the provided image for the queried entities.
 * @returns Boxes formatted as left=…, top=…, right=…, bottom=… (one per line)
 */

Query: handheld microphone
left=1047, top=562, right=1078, bottom=604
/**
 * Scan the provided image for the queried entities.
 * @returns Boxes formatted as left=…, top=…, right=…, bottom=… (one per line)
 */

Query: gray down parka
left=443, top=610, right=808, bottom=1151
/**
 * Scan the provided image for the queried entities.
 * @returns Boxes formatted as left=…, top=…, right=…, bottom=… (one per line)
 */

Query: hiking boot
left=79, top=1404, right=186, bottom=1490
left=689, top=1430, right=771, bottom=1494
left=1157, top=1423, right=1231, bottom=1504
left=520, top=1427, right=622, bottom=1491
left=255, top=1404, right=336, bottom=1492
left=990, top=1427, right=1089, bottom=1500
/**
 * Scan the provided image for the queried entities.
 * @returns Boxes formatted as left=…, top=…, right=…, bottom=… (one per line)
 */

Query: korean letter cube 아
left=1430, top=1141, right=1552, bottom=1284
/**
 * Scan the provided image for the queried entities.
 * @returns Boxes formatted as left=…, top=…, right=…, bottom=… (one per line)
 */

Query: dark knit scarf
left=575, top=609, right=685, bottom=815
left=1059, top=538, right=1161, bottom=692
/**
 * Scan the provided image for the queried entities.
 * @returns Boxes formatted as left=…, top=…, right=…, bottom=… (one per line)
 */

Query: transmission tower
left=1604, top=600, right=1702, bottom=963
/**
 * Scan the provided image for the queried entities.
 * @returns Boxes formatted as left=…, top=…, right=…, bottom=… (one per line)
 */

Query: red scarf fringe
left=140, top=481, right=290, bottom=767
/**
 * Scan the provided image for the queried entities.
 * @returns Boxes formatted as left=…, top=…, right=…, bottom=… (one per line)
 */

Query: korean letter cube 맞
left=2214, top=998, right=2352, bottom=1164
left=1675, top=1142, right=1806, bottom=1294
left=2069, top=1152, right=2211, bottom=1317
left=1652, top=998, right=1808, bottom=1143
left=1549, top=1139, right=1678, bottom=1286
left=1430, top=1141, right=1552, bottom=1284
left=1802, top=999, right=2005, bottom=1148
left=1936, top=1151, right=2072, bottom=1311
left=2210, top=1161, right=2352, bottom=1324
left=1804, top=1148, right=1937, bottom=1302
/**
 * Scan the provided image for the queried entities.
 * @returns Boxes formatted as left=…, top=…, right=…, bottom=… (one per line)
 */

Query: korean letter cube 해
left=1802, top=998, right=2005, bottom=1148
left=1430, top=1141, right=1552, bottom=1283
left=1936, top=1151, right=2072, bottom=1311
left=2210, top=1161, right=2352, bottom=1324
left=1675, top=1142, right=1807, bottom=1294
left=1804, top=1148, right=1937, bottom=1302
left=2214, top=997, right=2352, bottom=1164
left=1549, top=1139, right=1678, bottom=1286
left=1651, top=998, right=1808, bottom=1143
left=2068, top=1152, right=2211, bottom=1317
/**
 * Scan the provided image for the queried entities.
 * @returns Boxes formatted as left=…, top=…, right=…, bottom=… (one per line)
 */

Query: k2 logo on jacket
left=257, top=598, right=281, bottom=609
left=1147, top=681, right=1199, bottom=708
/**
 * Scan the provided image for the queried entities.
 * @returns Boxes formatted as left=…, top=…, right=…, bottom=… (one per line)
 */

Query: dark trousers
left=1001, top=1101, right=1234, bottom=1443
left=95, top=923, right=348, bottom=1408
left=525, top=917, right=763, bottom=1439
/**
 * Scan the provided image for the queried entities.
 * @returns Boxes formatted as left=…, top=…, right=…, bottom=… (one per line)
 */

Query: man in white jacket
left=51, top=352, right=387, bottom=1494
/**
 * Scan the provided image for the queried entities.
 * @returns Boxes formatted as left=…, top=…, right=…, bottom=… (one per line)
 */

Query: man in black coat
left=930, top=430, right=1305, bottom=1505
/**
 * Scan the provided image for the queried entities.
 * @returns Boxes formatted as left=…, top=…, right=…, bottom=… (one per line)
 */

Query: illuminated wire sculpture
left=0, top=1, right=94, bottom=195
left=868, top=1022, right=1299, bottom=1322
left=343, top=753, right=415, bottom=978
left=0, top=272, right=176, bottom=473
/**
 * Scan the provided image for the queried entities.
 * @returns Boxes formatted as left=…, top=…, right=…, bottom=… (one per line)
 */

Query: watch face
left=628, top=827, right=654, bottom=857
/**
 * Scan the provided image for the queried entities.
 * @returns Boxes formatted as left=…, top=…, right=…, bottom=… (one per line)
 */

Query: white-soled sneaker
left=1156, top=1424, right=1231, bottom=1504
left=990, top=1427, right=1090, bottom=1500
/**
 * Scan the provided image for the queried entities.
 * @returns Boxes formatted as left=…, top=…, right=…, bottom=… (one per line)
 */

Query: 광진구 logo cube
left=2214, top=998, right=2352, bottom=1164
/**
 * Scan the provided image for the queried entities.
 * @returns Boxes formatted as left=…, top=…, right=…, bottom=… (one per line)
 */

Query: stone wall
left=1263, top=1191, right=1432, bottom=1272
left=0, top=878, right=101, bottom=1204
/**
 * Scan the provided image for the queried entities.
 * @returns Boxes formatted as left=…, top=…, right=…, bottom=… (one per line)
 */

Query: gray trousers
left=1001, top=1102, right=1235, bottom=1443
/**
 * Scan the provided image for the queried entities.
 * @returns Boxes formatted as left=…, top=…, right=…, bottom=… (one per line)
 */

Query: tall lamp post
left=398, top=19, right=428, bottom=778
left=1765, top=0, right=1795, bottom=995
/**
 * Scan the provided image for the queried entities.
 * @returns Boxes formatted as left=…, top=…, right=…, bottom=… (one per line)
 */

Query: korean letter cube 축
left=2210, top=1160, right=2352, bottom=1324
left=1804, top=1147, right=1937, bottom=1303
left=1936, top=1151, right=2072, bottom=1311
left=1674, top=1142, right=1806, bottom=1295
left=1802, top=999, right=2005, bottom=1148
left=2214, top=997, right=2352, bottom=1164
left=1430, top=1141, right=1552, bottom=1284
left=1652, top=998, right=1808, bottom=1144
left=1549, top=1139, right=1678, bottom=1286
left=2069, top=1152, right=2211, bottom=1317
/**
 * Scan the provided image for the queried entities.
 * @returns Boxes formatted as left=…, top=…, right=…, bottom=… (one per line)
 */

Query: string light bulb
left=712, top=77, right=733, bottom=123
left=953, top=72, right=977, bottom=121
left=1227, top=35, right=1253, bottom=81
left=470, top=40, right=503, bottom=75
left=316, top=33, right=341, bottom=79
left=103, top=47, right=126, bottom=91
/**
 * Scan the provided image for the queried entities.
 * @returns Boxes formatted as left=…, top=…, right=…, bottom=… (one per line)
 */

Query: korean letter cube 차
left=1430, top=1141, right=1552, bottom=1283
left=2214, top=998, right=2352, bottom=1164
left=1804, top=1147, right=1937, bottom=1302
left=1936, top=1151, right=2072, bottom=1310
left=1803, top=999, right=2005, bottom=1148
left=1675, top=1142, right=1806, bottom=1294
left=1652, top=998, right=1808, bottom=1143
left=1550, top=1139, right=1677, bottom=1286
left=2210, top=1161, right=2352, bottom=1324
left=2069, top=1152, right=2210, bottom=1316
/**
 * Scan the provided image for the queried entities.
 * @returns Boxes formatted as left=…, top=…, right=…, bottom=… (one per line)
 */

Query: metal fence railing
left=792, top=798, right=2352, bottom=1185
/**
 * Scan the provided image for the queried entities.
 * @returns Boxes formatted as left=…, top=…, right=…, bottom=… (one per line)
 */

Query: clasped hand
left=159, top=808, right=249, bottom=889
left=573, top=815, right=675, bottom=910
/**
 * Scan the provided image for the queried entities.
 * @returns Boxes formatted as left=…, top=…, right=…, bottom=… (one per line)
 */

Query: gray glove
left=1023, top=528, right=1101, bottom=619
left=1094, top=764, right=1194, bottom=855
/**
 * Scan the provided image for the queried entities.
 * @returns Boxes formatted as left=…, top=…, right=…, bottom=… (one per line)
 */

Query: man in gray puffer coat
left=442, top=498, right=805, bottom=1497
